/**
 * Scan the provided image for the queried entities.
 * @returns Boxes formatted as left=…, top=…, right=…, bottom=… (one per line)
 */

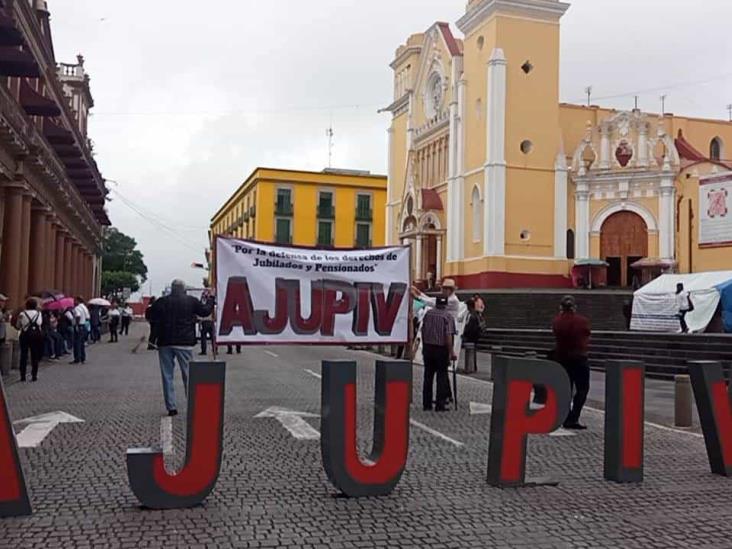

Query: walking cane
left=452, top=358, right=458, bottom=410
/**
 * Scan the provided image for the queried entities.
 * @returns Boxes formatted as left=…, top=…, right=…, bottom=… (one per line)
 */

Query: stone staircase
left=478, top=328, right=732, bottom=380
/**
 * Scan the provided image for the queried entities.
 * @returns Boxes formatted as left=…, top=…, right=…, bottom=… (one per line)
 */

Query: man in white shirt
left=676, top=283, right=692, bottom=334
left=71, top=297, right=90, bottom=364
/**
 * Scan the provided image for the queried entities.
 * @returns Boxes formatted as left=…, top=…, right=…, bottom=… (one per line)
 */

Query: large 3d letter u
left=321, top=360, right=411, bottom=497
left=0, top=375, right=31, bottom=517
left=127, top=361, right=226, bottom=509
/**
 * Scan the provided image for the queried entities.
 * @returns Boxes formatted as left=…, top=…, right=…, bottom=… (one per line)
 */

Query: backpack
left=21, top=312, right=44, bottom=344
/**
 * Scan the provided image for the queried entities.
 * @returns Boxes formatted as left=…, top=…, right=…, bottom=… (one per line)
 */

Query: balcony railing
left=275, top=201, right=293, bottom=216
left=354, top=239, right=372, bottom=249
left=249, top=205, right=256, bottom=218
left=317, top=204, right=335, bottom=219
left=317, top=235, right=334, bottom=247
left=355, top=208, right=372, bottom=221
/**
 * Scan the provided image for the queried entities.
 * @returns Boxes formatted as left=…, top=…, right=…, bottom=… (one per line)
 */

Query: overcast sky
left=49, top=0, right=732, bottom=295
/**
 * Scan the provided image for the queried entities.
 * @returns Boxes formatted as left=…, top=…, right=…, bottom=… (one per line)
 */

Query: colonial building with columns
left=384, top=0, right=732, bottom=289
left=0, top=0, right=109, bottom=310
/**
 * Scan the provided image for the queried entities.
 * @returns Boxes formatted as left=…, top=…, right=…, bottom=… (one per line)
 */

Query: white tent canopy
left=631, top=271, right=732, bottom=333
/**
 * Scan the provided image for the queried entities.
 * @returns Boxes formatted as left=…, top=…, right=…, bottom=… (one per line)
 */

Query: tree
left=101, top=228, right=148, bottom=297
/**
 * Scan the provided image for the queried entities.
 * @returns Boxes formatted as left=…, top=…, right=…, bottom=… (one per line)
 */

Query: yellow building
left=385, top=0, right=732, bottom=289
left=210, top=167, right=387, bottom=249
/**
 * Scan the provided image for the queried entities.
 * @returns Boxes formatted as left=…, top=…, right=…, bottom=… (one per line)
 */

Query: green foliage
left=103, top=228, right=148, bottom=282
left=101, top=271, right=141, bottom=296
left=101, top=228, right=148, bottom=297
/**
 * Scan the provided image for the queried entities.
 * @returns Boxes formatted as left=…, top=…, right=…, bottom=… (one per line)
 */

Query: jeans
left=19, top=334, right=43, bottom=380
left=158, top=347, right=192, bottom=412
left=563, top=356, right=590, bottom=425
left=422, top=344, right=451, bottom=409
left=73, top=325, right=87, bottom=363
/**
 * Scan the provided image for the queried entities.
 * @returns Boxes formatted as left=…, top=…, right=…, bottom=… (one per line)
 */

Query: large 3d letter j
left=127, top=361, right=226, bottom=509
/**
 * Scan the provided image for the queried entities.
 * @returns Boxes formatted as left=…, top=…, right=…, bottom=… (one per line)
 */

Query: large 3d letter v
left=0, top=374, right=31, bottom=517
left=321, top=360, right=411, bottom=497
left=689, top=361, right=732, bottom=476
left=127, top=361, right=226, bottom=509
left=487, top=356, right=571, bottom=487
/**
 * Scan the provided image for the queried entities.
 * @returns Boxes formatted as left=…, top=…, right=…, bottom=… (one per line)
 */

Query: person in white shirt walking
left=120, top=305, right=133, bottom=336
left=71, top=297, right=90, bottom=364
left=15, top=298, right=45, bottom=382
left=676, top=283, right=693, bottom=334
left=108, top=302, right=121, bottom=343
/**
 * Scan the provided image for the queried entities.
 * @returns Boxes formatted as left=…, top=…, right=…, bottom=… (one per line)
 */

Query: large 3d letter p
left=127, top=361, right=226, bottom=509
left=487, top=356, right=571, bottom=487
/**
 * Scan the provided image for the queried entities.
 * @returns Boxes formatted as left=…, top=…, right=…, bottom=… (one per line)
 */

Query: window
left=318, top=221, right=333, bottom=247
left=520, top=140, right=533, bottom=154
left=356, top=194, right=372, bottom=221
left=710, top=137, right=723, bottom=161
left=521, top=60, right=534, bottom=74
left=275, top=188, right=292, bottom=216
left=275, top=218, right=291, bottom=244
left=355, top=223, right=370, bottom=248
left=471, top=186, right=482, bottom=242
left=318, top=191, right=334, bottom=219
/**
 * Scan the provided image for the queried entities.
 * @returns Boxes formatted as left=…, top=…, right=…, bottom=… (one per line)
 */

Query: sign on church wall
left=699, top=175, right=732, bottom=247
left=215, top=238, right=411, bottom=345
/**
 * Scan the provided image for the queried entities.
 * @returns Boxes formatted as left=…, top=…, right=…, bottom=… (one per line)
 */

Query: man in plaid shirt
left=421, top=296, right=456, bottom=412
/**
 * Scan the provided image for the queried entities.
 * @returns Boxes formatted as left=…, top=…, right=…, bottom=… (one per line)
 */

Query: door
left=600, top=211, right=648, bottom=287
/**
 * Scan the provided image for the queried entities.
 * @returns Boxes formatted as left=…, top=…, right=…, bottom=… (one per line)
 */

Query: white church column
left=484, top=48, right=507, bottom=257
left=447, top=60, right=465, bottom=263
left=659, top=175, right=676, bottom=260
left=637, top=122, right=649, bottom=167
left=554, top=153, right=568, bottom=258
left=415, top=235, right=423, bottom=280
left=575, top=184, right=590, bottom=259
left=436, top=236, right=443, bottom=280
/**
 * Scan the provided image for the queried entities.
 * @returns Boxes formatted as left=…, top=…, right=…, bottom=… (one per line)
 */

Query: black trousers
left=563, top=356, right=590, bottom=425
left=227, top=345, right=241, bottom=354
left=423, top=344, right=450, bottom=409
left=109, top=319, right=119, bottom=342
left=200, top=321, right=214, bottom=353
left=121, top=317, right=130, bottom=335
left=678, top=311, right=689, bottom=333
left=19, top=334, right=43, bottom=381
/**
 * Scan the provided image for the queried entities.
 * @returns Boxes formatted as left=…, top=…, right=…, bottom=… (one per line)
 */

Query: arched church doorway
left=600, top=211, right=648, bottom=287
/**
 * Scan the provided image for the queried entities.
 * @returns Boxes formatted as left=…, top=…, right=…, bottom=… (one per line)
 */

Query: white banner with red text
left=215, top=238, right=410, bottom=345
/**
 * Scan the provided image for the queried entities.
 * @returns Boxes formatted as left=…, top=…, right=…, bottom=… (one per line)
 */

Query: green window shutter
left=276, top=218, right=291, bottom=244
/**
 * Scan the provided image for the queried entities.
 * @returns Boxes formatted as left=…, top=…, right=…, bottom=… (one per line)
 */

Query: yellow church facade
left=384, top=0, right=732, bottom=289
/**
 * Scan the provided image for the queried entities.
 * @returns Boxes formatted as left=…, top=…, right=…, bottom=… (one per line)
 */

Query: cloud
left=46, top=0, right=732, bottom=293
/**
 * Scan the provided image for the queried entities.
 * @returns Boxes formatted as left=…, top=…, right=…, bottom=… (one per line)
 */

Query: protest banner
left=215, top=238, right=411, bottom=345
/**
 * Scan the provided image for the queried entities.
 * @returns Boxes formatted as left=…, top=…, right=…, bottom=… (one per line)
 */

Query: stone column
left=0, top=187, right=24, bottom=308
left=575, top=185, right=591, bottom=259
left=72, top=244, right=81, bottom=298
left=435, top=235, right=443, bottom=280
left=28, top=207, right=47, bottom=295
left=599, top=123, right=612, bottom=169
left=45, top=215, right=56, bottom=289
left=63, top=238, right=73, bottom=297
left=554, top=153, right=569, bottom=258
left=18, top=193, right=32, bottom=301
left=55, top=230, right=66, bottom=291
left=659, top=176, right=676, bottom=260
left=484, top=48, right=507, bottom=257
left=415, top=235, right=423, bottom=281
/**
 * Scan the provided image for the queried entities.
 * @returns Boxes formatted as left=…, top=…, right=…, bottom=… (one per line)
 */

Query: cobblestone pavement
left=1, top=323, right=731, bottom=548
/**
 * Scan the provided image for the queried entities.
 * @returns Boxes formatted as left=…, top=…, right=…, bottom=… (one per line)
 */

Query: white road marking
left=160, top=417, right=175, bottom=455
left=255, top=406, right=320, bottom=440
left=548, top=428, right=577, bottom=437
left=14, top=411, right=84, bottom=448
left=304, top=369, right=322, bottom=379
left=410, top=420, right=464, bottom=447
left=264, top=350, right=279, bottom=358
left=469, top=402, right=492, bottom=415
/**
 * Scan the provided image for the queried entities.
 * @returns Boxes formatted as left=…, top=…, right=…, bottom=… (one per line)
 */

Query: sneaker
left=168, top=410, right=178, bottom=417
left=423, top=406, right=433, bottom=411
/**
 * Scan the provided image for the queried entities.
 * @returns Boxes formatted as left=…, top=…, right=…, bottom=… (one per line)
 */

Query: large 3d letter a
left=321, top=360, right=411, bottom=497
left=487, top=356, right=571, bottom=487
left=0, top=374, right=31, bottom=517
left=127, top=362, right=226, bottom=509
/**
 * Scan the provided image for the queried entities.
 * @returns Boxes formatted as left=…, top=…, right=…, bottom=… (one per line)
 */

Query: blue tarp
left=716, top=278, right=732, bottom=333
